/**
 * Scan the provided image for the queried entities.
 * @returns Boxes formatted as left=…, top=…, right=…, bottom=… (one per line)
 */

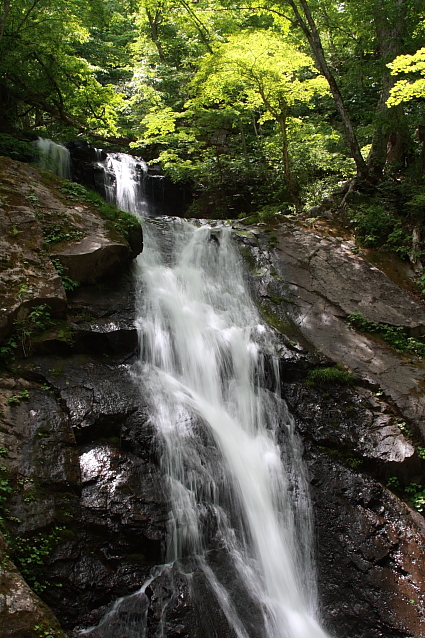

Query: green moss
left=306, top=365, right=354, bottom=386
left=260, top=306, right=292, bottom=334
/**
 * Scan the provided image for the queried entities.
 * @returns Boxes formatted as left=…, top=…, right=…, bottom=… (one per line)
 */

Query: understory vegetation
left=347, top=312, right=425, bottom=358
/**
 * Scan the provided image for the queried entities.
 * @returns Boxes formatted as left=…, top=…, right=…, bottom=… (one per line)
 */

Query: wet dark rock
left=4, top=353, right=169, bottom=632
left=68, top=272, right=138, bottom=356
left=307, top=447, right=425, bottom=638
left=0, top=533, right=66, bottom=638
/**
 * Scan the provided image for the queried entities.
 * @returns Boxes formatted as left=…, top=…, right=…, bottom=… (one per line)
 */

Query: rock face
left=0, top=156, right=142, bottom=342
left=0, top=156, right=143, bottom=637
left=2, top=177, right=425, bottom=638
left=66, top=140, right=192, bottom=217
left=0, top=533, right=66, bottom=638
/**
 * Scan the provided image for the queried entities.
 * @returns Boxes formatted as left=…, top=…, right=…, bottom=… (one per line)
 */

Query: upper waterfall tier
left=35, top=137, right=71, bottom=179
left=97, top=151, right=150, bottom=217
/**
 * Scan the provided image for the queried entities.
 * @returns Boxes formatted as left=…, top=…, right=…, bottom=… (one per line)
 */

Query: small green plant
left=0, top=465, right=12, bottom=521
left=34, top=626, right=56, bottom=638
left=8, top=389, right=30, bottom=405
left=43, top=224, right=84, bottom=245
left=0, top=447, right=7, bottom=457
left=306, top=364, right=354, bottom=387
left=396, top=421, right=413, bottom=437
left=347, top=312, right=425, bottom=358
left=0, top=304, right=55, bottom=363
left=17, top=282, right=29, bottom=299
left=11, top=225, right=22, bottom=236
left=387, top=476, right=401, bottom=489
left=27, top=193, right=40, bottom=206
left=11, top=526, right=66, bottom=593
left=405, top=483, right=425, bottom=512
left=417, top=446, right=425, bottom=460
left=50, top=258, right=79, bottom=291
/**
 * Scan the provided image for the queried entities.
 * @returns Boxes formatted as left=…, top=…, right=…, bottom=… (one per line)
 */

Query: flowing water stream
left=130, top=219, right=331, bottom=638
left=78, top=153, right=332, bottom=638
left=35, top=137, right=71, bottom=179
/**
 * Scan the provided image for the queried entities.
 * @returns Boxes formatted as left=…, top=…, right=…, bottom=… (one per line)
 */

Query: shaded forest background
left=2, top=0, right=425, bottom=275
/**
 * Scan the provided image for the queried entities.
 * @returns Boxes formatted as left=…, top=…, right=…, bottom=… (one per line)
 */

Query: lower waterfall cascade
left=79, top=216, right=333, bottom=638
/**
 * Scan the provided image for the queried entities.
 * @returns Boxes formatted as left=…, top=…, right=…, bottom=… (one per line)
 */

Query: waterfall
left=129, top=218, right=331, bottom=638
left=99, top=151, right=150, bottom=216
left=35, top=137, right=71, bottom=179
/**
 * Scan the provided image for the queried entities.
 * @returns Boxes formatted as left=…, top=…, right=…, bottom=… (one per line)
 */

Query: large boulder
left=0, top=156, right=141, bottom=342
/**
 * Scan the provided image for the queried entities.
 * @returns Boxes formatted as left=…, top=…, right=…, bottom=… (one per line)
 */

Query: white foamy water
left=102, top=152, right=149, bottom=216
left=35, top=137, right=71, bottom=179
left=134, top=218, right=332, bottom=638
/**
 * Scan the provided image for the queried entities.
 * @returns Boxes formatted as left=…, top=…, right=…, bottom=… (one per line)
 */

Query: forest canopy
left=1, top=0, right=425, bottom=222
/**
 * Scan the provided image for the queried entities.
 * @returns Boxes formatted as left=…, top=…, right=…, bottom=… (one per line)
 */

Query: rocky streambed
left=1, top=158, right=425, bottom=637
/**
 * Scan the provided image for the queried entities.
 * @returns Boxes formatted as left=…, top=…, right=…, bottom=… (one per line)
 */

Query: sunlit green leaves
left=387, top=48, right=425, bottom=105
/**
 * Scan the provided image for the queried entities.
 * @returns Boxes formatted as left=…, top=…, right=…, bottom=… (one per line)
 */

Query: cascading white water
left=133, top=218, right=332, bottom=638
left=100, top=152, right=150, bottom=216
left=35, top=137, right=71, bottom=179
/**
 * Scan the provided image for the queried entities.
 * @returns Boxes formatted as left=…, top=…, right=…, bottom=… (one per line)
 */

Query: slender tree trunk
left=146, top=9, right=165, bottom=62
left=285, top=0, right=369, bottom=180
left=277, top=114, right=301, bottom=210
left=0, top=0, right=10, bottom=46
left=367, top=0, right=408, bottom=176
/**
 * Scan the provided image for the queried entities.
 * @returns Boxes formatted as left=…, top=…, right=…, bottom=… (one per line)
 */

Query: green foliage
left=387, top=476, right=401, bottom=489
left=306, top=365, right=354, bottom=387
left=0, top=465, right=12, bottom=516
left=0, top=134, right=37, bottom=162
left=0, top=305, right=54, bottom=364
left=405, top=483, right=425, bottom=512
left=347, top=204, right=410, bottom=253
left=347, top=312, right=425, bottom=358
left=43, top=225, right=85, bottom=245
left=50, top=258, right=79, bottom=291
left=8, top=389, right=30, bottom=405
left=11, top=526, right=67, bottom=592
left=387, top=48, right=425, bottom=106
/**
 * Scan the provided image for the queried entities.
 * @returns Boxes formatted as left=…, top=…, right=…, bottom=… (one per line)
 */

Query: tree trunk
left=277, top=114, right=301, bottom=210
left=286, top=0, right=369, bottom=180
left=146, top=9, right=165, bottom=62
left=367, top=0, right=408, bottom=177
left=0, top=0, right=10, bottom=46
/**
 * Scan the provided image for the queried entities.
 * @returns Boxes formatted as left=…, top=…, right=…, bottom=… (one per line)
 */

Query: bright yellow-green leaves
left=191, top=31, right=329, bottom=120
left=387, top=48, right=425, bottom=106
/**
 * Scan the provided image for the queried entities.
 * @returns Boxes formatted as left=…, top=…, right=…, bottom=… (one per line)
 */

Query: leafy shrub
left=348, top=203, right=410, bottom=253
left=0, top=133, right=37, bottom=162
